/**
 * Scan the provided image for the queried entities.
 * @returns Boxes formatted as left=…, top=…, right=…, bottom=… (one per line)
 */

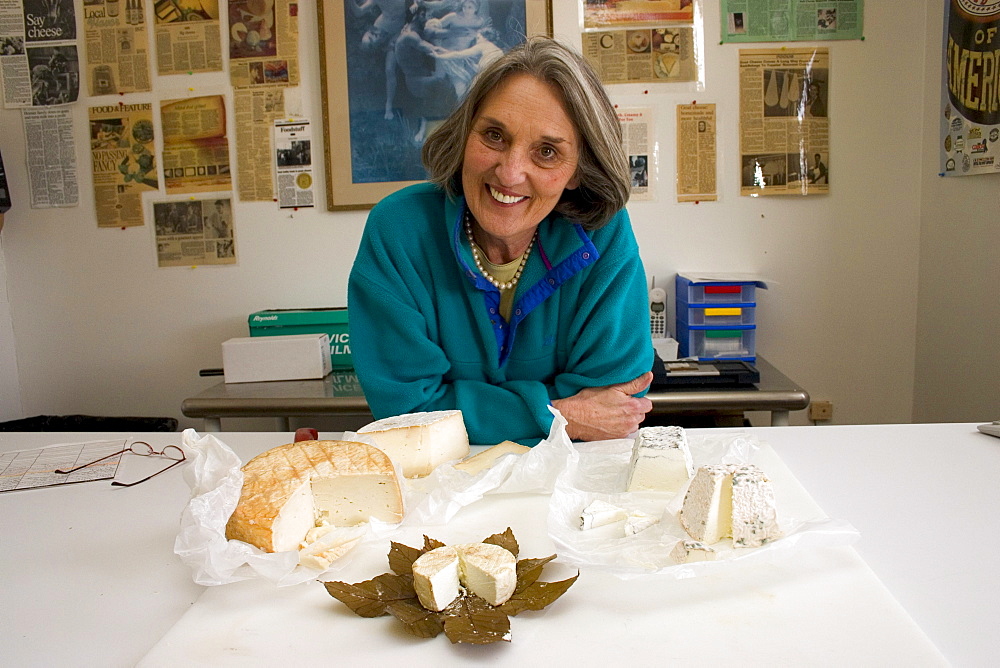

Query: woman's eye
left=537, top=145, right=557, bottom=161
left=483, top=129, right=503, bottom=143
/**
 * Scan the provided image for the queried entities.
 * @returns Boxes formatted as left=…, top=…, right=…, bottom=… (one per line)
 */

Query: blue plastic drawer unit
left=676, top=274, right=757, bottom=305
left=677, top=302, right=756, bottom=326
left=677, top=321, right=756, bottom=362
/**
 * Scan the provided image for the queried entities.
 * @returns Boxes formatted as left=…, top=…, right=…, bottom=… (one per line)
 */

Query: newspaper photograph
left=676, top=103, right=717, bottom=203
left=583, top=0, right=694, bottom=29
left=234, top=86, right=285, bottom=201
left=274, top=117, right=314, bottom=209
left=617, top=107, right=655, bottom=201
left=89, top=103, right=157, bottom=226
left=154, top=0, right=222, bottom=75
left=582, top=26, right=698, bottom=85
left=739, top=48, right=829, bottom=197
left=722, top=0, right=864, bottom=43
left=1, top=0, right=80, bottom=107
left=940, top=1, right=1000, bottom=177
left=160, top=94, right=232, bottom=194
left=82, top=0, right=152, bottom=95
left=228, top=0, right=299, bottom=89
left=22, top=106, right=78, bottom=208
left=153, top=196, right=236, bottom=267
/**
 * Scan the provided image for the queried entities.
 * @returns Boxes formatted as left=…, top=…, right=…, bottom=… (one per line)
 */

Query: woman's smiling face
left=461, top=73, right=580, bottom=258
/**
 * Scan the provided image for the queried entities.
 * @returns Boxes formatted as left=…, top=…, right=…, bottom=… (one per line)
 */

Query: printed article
left=940, top=1, right=1000, bottom=176
left=233, top=86, right=285, bottom=201
left=739, top=48, right=829, bottom=196
left=153, top=195, right=236, bottom=267
left=617, top=107, right=654, bottom=201
left=273, top=117, right=313, bottom=209
left=89, top=102, right=157, bottom=227
left=583, top=27, right=698, bottom=84
left=722, top=0, right=864, bottom=43
left=228, top=0, right=299, bottom=89
left=584, top=0, right=694, bottom=29
left=676, top=103, right=717, bottom=203
left=22, top=106, right=78, bottom=207
left=154, top=0, right=222, bottom=75
left=0, top=0, right=80, bottom=107
left=82, top=0, right=152, bottom=96
left=160, top=93, right=232, bottom=194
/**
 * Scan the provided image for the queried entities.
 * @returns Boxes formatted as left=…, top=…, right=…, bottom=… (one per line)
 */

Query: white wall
left=0, top=235, right=23, bottom=422
left=0, top=0, right=993, bottom=430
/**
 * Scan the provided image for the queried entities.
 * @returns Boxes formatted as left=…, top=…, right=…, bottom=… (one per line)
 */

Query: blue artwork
left=344, top=0, right=528, bottom=184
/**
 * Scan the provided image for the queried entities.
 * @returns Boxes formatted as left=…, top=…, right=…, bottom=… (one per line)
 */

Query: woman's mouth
left=489, top=185, right=527, bottom=205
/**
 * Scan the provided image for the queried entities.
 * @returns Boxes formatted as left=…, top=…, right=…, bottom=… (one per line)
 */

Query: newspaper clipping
left=0, top=0, right=80, bottom=107
left=739, top=48, right=829, bottom=197
left=274, top=118, right=314, bottom=209
left=154, top=0, right=222, bottom=75
left=234, top=87, right=286, bottom=201
left=89, top=103, right=157, bottom=226
left=617, top=107, right=654, bottom=202
left=582, top=27, right=698, bottom=84
left=584, top=0, right=694, bottom=29
left=228, top=0, right=299, bottom=89
left=940, top=0, right=1000, bottom=177
left=82, top=0, right=152, bottom=95
left=153, top=196, right=236, bottom=267
left=722, top=0, right=864, bottom=43
left=22, top=106, right=78, bottom=207
left=677, top=103, right=717, bottom=203
left=160, top=94, right=232, bottom=194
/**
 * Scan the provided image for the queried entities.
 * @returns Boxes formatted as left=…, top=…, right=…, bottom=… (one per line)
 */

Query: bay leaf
left=442, top=595, right=511, bottom=644
left=482, top=527, right=518, bottom=557
left=386, top=599, right=445, bottom=639
left=499, top=573, right=579, bottom=617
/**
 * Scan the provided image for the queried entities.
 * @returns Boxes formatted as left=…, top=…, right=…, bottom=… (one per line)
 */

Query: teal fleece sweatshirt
left=348, top=183, right=653, bottom=445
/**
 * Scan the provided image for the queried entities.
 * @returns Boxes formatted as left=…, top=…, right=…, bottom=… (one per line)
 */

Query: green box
left=248, top=308, right=352, bottom=370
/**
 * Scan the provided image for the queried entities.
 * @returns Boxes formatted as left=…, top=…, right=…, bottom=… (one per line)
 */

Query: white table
left=2, top=424, right=993, bottom=666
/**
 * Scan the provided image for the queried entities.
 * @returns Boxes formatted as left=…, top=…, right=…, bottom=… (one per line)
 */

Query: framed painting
left=319, top=0, right=552, bottom=210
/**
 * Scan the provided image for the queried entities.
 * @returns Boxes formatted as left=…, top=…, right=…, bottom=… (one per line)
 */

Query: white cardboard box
left=222, top=333, right=332, bottom=383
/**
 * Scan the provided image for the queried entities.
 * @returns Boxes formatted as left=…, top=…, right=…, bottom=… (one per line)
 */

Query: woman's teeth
left=490, top=186, right=526, bottom=204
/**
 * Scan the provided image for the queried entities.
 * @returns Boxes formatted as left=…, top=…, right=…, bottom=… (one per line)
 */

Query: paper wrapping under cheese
left=225, top=440, right=403, bottom=553
left=357, top=410, right=470, bottom=478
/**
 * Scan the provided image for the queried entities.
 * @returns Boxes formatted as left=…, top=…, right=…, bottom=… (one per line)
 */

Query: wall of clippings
left=0, top=1, right=997, bottom=434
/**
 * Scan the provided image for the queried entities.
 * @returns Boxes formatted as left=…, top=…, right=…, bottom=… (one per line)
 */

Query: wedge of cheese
left=678, top=463, right=782, bottom=547
left=225, top=439, right=403, bottom=553
left=454, top=440, right=530, bottom=474
left=670, top=539, right=718, bottom=564
left=357, top=410, right=470, bottom=478
left=626, top=426, right=694, bottom=493
left=412, top=542, right=517, bottom=611
left=579, top=499, right=628, bottom=530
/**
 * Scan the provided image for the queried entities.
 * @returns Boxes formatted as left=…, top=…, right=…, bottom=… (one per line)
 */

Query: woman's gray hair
left=422, top=36, right=630, bottom=230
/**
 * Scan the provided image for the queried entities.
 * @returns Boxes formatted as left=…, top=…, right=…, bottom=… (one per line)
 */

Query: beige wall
left=0, top=0, right=994, bottom=429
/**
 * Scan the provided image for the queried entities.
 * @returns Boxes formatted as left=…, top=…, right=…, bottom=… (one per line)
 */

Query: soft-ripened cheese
left=626, top=426, right=694, bottom=492
left=298, top=524, right=367, bottom=570
left=412, top=542, right=517, bottom=611
left=678, top=463, right=782, bottom=547
left=579, top=499, right=628, bottom=530
left=623, top=509, right=659, bottom=535
left=454, top=440, right=530, bottom=474
left=225, top=440, right=403, bottom=553
left=357, top=410, right=471, bottom=477
left=670, top=539, right=718, bottom=564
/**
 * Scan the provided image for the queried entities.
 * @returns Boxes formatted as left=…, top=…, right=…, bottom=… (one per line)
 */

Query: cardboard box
left=248, top=308, right=352, bottom=370
left=222, top=333, right=332, bottom=383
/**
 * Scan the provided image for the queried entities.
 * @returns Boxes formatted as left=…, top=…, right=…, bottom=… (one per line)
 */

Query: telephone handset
left=649, top=286, right=667, bottom=338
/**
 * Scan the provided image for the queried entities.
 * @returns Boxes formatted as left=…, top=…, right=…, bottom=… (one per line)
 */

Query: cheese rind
left=225, top=440, right=403, bottom=553
left=357, top=410, right=471, bottom=478
left=579, top=499, right=628, bottom=530
left=626, top=426, right=694, bottom=492
left=678, top=463, right=782, bottom=547
left=454, top=441, right=530, bottom=474
left=411, top=542, right=517, bottom=610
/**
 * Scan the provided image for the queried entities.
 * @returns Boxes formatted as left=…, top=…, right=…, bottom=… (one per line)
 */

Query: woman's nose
left=494, top=149, right=529, bottom=186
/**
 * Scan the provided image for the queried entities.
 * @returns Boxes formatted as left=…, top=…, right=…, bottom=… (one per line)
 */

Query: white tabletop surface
left=1, top=424, right=993, bottom=666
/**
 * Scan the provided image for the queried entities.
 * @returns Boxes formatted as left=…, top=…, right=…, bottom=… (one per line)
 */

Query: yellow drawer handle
left=704, top=308, right=742, bottom=316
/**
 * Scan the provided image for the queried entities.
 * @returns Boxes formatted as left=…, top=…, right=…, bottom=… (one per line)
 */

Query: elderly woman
left=348, top=36, right=653, bottom=445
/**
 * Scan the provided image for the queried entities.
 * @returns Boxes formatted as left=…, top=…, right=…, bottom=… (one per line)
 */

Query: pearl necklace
left=465, top=213, right=536, bottom=291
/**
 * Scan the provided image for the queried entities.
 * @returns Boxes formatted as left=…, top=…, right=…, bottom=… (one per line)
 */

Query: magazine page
left=160, top=93, right=232, bottom=194
left=154, top=0, right=222, bottom=75
left=89, top=102, right=158, bottom=226
left=1, top=0, right=80, bottom=108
